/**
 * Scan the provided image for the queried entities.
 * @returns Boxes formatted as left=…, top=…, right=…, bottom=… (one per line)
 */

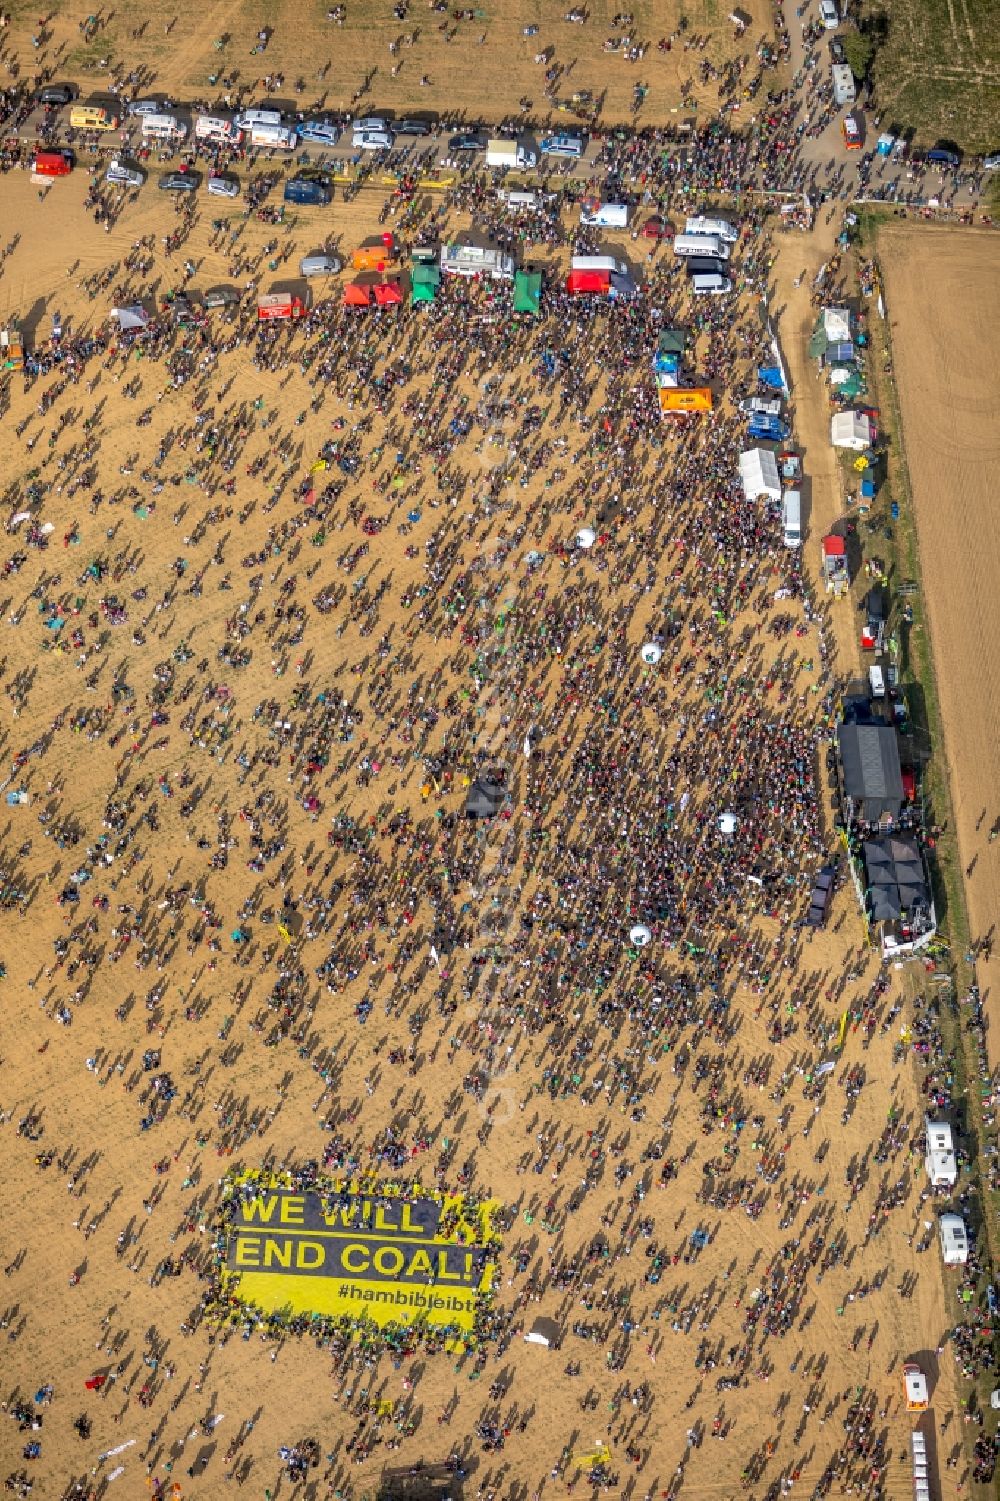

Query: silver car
left=106, top=159, right=144, bottom=188
left=207, top=174, right=240, bottom=198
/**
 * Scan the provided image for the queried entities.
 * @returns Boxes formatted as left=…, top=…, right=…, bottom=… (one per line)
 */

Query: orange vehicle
left=352, top=245, right=393, bottom=272
left=32, top=149, right=73, bottom=177
left=842, top=115, right=862, bottom=150
left=903, top=1364, right=928, bottom=1411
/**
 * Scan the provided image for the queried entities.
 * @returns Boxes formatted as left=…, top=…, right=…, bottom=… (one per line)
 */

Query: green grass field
left=865, top=0, right=1000, bottom=154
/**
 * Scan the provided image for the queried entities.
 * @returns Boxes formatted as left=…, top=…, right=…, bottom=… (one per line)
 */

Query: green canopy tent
left=410, top=262, right=440, bottom=306
left=513, top=269, right=542, bottom=315
left=656, top=328, right=686, bottom=357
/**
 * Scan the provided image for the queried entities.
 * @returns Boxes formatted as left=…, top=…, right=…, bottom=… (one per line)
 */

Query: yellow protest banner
left=220, top=1173, right=499, bottom=1335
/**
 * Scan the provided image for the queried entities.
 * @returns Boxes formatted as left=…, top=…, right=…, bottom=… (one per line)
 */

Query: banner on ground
left=223, top=1178, right=498, bottom=1333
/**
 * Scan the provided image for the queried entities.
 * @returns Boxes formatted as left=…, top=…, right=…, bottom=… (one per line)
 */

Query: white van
left=674, top=233, right=728, bottom=261
left=868, top=663, right=886, bottom=699
left=782, top=490, right=802, bottom=548
left=141, top=113, right=188, bottom=142
left=249, top=123, right=298, bottom=151
left=505, top=190, right=540, bottom=208
left=235, top=107, right=283, bottom=130
left=440, top=242, right=514, bottom=280
left=571, top=254, right=627, bottom=276
left=196, top=114, right=243, bottom=146
left=691, top=273, right=732, bottom=296
left=684, top=214, right=738, bottom=243
left=580, top=202, right=629, bottom=229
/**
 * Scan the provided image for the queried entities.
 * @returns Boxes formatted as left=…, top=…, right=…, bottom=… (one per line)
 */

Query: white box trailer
left=925, top=1118, right=958, bottom=1187
left=832, top=64, right=856, bottom=106
left=486, top=138, right=537, bottom=171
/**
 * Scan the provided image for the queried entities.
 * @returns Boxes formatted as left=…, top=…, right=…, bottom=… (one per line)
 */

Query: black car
left=828, top=35, right=846, bottom=63
left=395, top=118, right=432, bottom=136
left=35, top=82, right=73, bottom=105
left=159, top=171, right=199, bottom=192
left=448, top=133, right=485, bottom=152
left=284, top=175, right=331, bottom=206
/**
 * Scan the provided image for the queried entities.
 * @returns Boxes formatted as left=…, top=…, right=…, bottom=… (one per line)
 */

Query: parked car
left=300, top=253, right=343, bottom=277
left=203, top=286, right=241, bottom=309
left=159, top=170, right=199, bottom=192
left=448, top=133, right=485, bottom=153
left=828, top=35, right=846, bottom=62
left=983, top=152, right=1000, bottom=171
left=352, top=129, right=394, bottom=151
left=926, top=146, right=961, bottom=166
left=805, top=866, right=836, bottom=928
left=394, top=117, right=432, bottom=136
left=298, top=118, right=341, bottom=146
left=128, top=97, right=168, bottom=116
left=207, top=174, right=240, bottom=198
left=284, top=175, right=332, bottom=205
left=818, top=0, right=839, bottom=27
left=353, top=115, right=390, bottom=133
left=641, top=215, right=674, bottom=239
left=106, top=159, right=144, bottom=188
left=35, top=82, right=73, bottom=105
left=540, top=133, right=585, bottom=158
left=740, top=396, right=782, bottom=416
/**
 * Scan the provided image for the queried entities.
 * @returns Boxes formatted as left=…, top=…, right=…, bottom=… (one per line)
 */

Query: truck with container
left=831, top=63, right=856, bottom=106
left=486, top=139, right=537, bottom=171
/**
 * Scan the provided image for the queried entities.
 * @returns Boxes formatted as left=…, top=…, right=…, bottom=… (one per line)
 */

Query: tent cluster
left=565, top=268, right=639, bottom=299
left=343, top=278, right=404, bottom=309
left=652, top=329, right=712, bottom=417
left=809, top=305, right=868, bottom=402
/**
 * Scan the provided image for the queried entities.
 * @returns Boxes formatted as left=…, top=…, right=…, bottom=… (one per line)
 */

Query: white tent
left=739, top=447, right=781, bottom=502
left=823, top=307, right=851, bottom=342
left=830, top=411, right=872, bottom=450
left=111, top=305, right=150, bottom=333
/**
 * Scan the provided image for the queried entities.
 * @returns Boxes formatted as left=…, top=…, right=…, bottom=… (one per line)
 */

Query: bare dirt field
left=2, top=0, right=781, bottom=126
left=0, top=144, right=978, bottom=1501
left=878, top=225, right=1000, bottom=1049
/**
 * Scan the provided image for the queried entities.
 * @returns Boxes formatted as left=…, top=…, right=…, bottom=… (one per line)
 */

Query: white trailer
left=832, top=64, right=856, bottom=106
left=486, top=138, right=537, bottom=171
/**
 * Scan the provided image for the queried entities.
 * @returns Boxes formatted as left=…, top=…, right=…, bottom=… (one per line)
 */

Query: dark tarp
left=837, top=722, right=903, bottom=821
left=465, top=776, right=507, bottom=819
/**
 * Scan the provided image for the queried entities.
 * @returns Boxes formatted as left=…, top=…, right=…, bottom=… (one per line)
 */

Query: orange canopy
left=343, top=281, right=373, bottom=307
left=658, top=386, right=713, bottom=414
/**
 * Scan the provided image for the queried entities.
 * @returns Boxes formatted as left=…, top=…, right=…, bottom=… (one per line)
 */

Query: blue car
left=284, top=175, right=331, bottom=206
left=298, top=119, right=341, bottom=147
left=747, top=413, right=790, bottom=442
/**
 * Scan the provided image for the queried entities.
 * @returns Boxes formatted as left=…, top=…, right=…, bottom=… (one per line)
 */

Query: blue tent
left=758, top=365, right=784, bottom=390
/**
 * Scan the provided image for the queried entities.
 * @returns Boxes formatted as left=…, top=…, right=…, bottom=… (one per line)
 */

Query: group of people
left=0, top=1, right=997, bottom=1499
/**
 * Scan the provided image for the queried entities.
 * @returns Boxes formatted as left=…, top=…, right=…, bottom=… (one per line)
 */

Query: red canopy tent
left=373, top=279, right=403, bottom=306
left=566, top=269, right=611, bottom=296
left=343, top=281, right=373, bottom=307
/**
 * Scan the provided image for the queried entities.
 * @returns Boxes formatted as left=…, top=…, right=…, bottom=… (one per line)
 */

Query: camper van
left=571, top=254, right=628, bottom=276
left=939, top=1213, right=969, bottom=1266
left=673, top=233, right=729, bottom=261
left=691, top=273, right=732, bottom=296
left=685, top=214, right=738, bottom=244
left=579, top=202, right=629, bottom=229
left=141, top=113, right=188, bottom=142
left=195, top=114, right=243, bottom=147
left=235, top=107, right=284, bottom=130
left=440, top=243, right=515, bottom=280
left=249, top=123, right=298, bottom=151
left=69, top=103, right=119, bottom=130
left=782, top=490, right=802, bottom=548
